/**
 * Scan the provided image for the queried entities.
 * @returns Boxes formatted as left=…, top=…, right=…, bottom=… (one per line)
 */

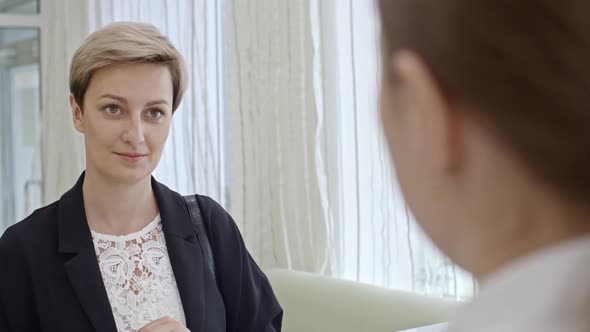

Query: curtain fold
left=41, top=0, right=89, bottom=205
left=226, top=0, right=330, bottom=272
left=226, top=0, right=474, bottom=298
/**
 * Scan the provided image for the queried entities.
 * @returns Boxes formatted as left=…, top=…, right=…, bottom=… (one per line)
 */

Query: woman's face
left=71, top=63, right=174, bottom=184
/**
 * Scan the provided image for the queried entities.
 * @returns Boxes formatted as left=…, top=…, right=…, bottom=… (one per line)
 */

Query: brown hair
left=379, top=0, right=590, bottom=202
left=70, top=22, right=187, bottom=112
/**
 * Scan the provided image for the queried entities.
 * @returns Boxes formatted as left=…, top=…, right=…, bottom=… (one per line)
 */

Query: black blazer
left=0, top=173, right=283, bottom=332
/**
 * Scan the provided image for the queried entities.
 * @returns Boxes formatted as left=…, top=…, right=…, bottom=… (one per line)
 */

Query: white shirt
left=91, top=215, right=187, bottom=332
left=448, top=235, right=590, bottom=332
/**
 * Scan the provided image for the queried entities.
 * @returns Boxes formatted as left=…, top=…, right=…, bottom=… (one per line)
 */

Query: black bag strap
left=183, top=195, right=216, bottom=281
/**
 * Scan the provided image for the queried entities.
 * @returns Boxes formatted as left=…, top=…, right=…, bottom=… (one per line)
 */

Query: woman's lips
left=114, top=152, right=147, bottom=162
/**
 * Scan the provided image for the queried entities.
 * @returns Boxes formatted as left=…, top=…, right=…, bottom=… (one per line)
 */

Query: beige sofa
left=267, top=269, right=462, bottom=332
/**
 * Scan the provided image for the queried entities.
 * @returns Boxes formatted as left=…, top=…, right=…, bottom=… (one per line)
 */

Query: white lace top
left=91, top=215, right=187, bottom=332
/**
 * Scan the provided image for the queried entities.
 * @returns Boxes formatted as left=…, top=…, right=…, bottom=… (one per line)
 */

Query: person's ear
left=391, top=50, right=463, bottom=173
left=70, top=95, right=85, bottom=133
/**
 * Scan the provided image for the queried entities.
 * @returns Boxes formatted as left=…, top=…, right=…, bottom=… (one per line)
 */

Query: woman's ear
left=70, top=95, right=85, bottom=133
left=392, top=50, right=463, bottom=174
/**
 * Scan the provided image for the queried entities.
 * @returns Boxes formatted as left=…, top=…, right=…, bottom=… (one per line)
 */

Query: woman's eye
left=147, top=110, right=164, bottom=119
left=104, top=105, right=121, bottom=115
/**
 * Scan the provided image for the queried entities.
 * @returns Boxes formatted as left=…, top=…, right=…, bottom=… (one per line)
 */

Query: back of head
left=378, top=0, right=590, bottom=204
left=69, top=22, right=187, bottom=112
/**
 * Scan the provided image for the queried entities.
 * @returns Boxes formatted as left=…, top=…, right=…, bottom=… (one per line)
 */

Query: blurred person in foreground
left=377, top=0, right=590, bottom=330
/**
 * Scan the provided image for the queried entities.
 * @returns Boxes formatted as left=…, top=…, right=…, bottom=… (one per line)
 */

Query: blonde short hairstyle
left=69, top=22, right=187, bottom=112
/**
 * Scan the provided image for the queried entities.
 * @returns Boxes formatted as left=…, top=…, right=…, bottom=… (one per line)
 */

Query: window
left=0, top=0, right=38, bottom=15
left=0, top=0, right=43, bottom=232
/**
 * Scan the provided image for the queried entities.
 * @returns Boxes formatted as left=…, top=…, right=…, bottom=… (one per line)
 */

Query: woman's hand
left=137, top=316, right=189, bottom=332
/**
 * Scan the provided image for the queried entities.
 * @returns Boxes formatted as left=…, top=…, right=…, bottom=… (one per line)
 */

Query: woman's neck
left=470, top=190, right=590, bottom=281
left=82, top=170, right=159, bottom=235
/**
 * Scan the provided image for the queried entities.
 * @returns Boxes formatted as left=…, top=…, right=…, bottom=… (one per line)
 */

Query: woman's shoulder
left=194, top=194, right=231, bottom=226
left=193, top=195, right=243, bottom=245
left=0, top=201, right=59, bottom=248
left=194, top=195, right=226, bottom=216
left=191, top=194, right=283, bottom=331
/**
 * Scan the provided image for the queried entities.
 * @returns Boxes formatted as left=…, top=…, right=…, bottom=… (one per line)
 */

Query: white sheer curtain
left=41, top=0, right=89, bottom=204
left=330, top=0, right=475, bottom=299
left=40, top=0, right=473, bottom=299
left=227, top=0, right=475, bottom=299
left=225, top=0, right=331, bottom=273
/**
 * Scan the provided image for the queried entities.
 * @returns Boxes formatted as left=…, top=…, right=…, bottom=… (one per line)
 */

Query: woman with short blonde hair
left=0, top=22, right=283, bottom=332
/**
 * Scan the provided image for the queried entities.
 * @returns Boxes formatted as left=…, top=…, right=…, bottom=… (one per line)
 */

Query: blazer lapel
left=152, top=178, right=207, bottom=332
left=58, top=173, right=118, bottom=331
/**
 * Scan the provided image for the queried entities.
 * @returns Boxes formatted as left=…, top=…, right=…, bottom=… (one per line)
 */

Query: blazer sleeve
left=0, top=226, right=39, bottom=332
left=197, top=196, right=283, bottom=332
left=0, top=295, right=8, bottom=332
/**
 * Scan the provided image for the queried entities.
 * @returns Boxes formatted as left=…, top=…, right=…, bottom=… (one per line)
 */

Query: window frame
left=0, top=0, right=45, bottom=231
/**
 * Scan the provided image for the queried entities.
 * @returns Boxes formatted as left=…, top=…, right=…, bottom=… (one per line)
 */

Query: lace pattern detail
left=92, top=216, right=186, bottom=332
